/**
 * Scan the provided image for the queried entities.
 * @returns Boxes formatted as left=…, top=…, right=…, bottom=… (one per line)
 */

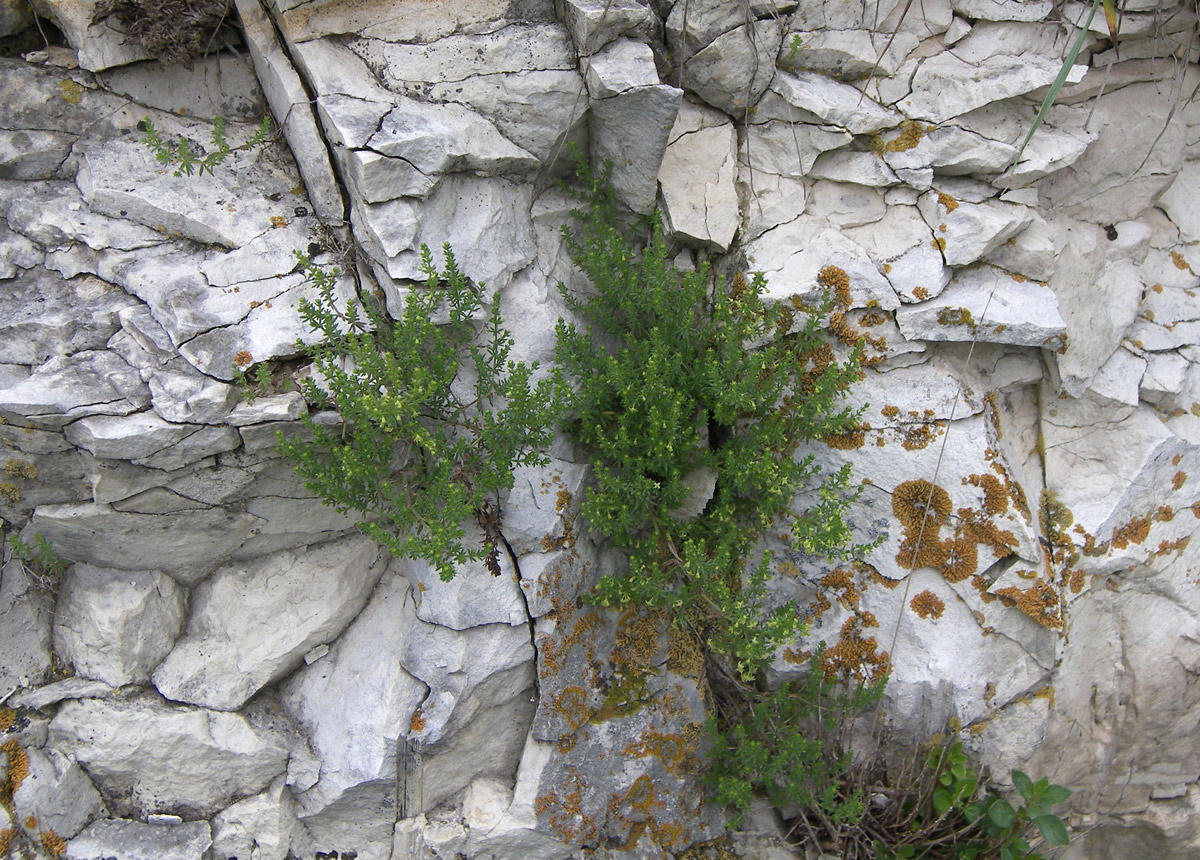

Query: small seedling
left=139, top=114, right=271, bottom=177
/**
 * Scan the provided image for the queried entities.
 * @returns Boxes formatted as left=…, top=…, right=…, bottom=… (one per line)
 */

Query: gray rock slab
left=53, top=564, right=186, bottom=687
left=0, top=222, right=42, bottom=278
left=682, top=20, right=780, bottom=116
left=75, top=135, right=297, bottom=249
left=14, top=745, right=107, bottom=839
left=405, top=530, right=529, bottom=630
left=30, top=0, right=150, bottom=71
left=591, top=81, right=682, bottom=214
left=344, top=149, right=437, bottom=203
left=666, top=0, right=786, bottom=54
left=235, top=0, right=344, bottom=225
left=895, top=266, right=1067, bottom=348
left=67, top=818, right=212, bottom=860
left=0, top=350, right=148, bottom=429
left=49, top=694, right=290, bottom=817
left=557, top=0, right=655, bottom=55
left=64, top=412, right=234, bottom=467
left=225, top=392, right=305, bottom=426
left=917, top=190, right=1033, bottom=266
left=96, top=53, right=265, bottom=122
left=11, top=677, right=117, bottom=710
left=315, top=93, right=393, bottom=150
left=367, top=98, right=539, bottom=176
left=6, top=181, right=164, bottom=254
left=902, top=51, right=1062, bottom=123
left=659, top=118, right=738, bottom=249
left=29, top=503, right=262, bottom=585
left=809, top=150, right=900, bottom=187
left=0, top=128, right=74, bottom=180
left=0, top=270, right=138, bottom=365
left=584, top=37, right=657, bottom=97
left=210, top=776, right=298, bottom=860
left=764, top=70, right=901, bottom=134
left=883, top=124, right=1017, bottom=176
left=152, top=535, right=385, bottom=710
left=779, top=28, right=919, bottom=81
left=951, top=0, right=1053, bottom=20
left=0, top=0, right=32, bottom=37
left=0, top=558, right=53, bottom=690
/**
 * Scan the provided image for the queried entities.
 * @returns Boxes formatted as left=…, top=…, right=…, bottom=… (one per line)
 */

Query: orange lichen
left=23, top=815, right=36, bottom=830
left=910, top=590, right=946, bottom=620
left=41, top=830, right=67, bottom=859
left=1, top=738, right=29, bottom=801
left=995, top=582, right=1062, bottom=629
left=409, top=708, right=426, bottom=734
left=1110, top=515, right=1152, bottom=549
left=881, top=405, right=900, bottom=419
left=821, top=615, right=890, bottom=685
left=1173, top=471, right=1188, bottom=491
left=1068, top=569, right=1086, bottom=594
left=0, top=830, right=14, bottom=856
left=881, top=120, right=929, bottom=152
left=821, top=423, right=868, bottom=450
left=939, top=536, right=978, bottom=583
left=625, top=774, right=661, bottom=813
left=892, top=480, right=952, bottom=532
left=1170, top=249, right=1191, bottom=270
left=536, top=768, right=597, bottom=844
left=901, top=421, right=943, bottom=451
left=913, top=285, right=930, bottom=300
left=967, top=473, right=1008, bottom=515
left=270, top=215, right=288, bottom=228
left=820, top=567, right=861, bottom=609
left=817, top=265, right=852, bottom=309
left=0, top=708, right=13, bottom=732
left=555, top=686, right=591, bottom=731
left=937, top=192, right=959, bottom=212
left=233, top=350, right=253, bottom=367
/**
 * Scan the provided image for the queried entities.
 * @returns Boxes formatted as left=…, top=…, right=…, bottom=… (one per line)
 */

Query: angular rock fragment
left=67, top=818, right=212, bottom=860
left=0, top=350, right=148, bottom=429
left=13, top=745, right=107, bottom=839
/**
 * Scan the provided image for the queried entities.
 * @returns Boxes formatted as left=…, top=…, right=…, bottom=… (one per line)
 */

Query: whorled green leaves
left=279, top=247, right=563, bottom=581
left=554, top=161, right=868, bottom=679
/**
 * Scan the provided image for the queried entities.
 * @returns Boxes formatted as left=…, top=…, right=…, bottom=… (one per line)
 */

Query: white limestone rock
left=345, top=149, right=437, bottom=203
left=29, top=502, right=262, bottom=585
left=809, top=150, right=899, bottom=187
left=5, top=181, right=161, bottom=251
left=0, top=0, right=32, bottom=37
left=984, top=213, right=1057, bottom=281
left=500, top=460, right=589, bottom=557
left=13, top=745, right=107, bottom=839
left=763, top=70, right=902, bottom=134
left=658, top=104, right=739, bottom=250
left=1089, top=347, right=1146, bottom=408
left=96, top=53, right=263, bottom=123
left=210, top=776, right=300, bottom=860
left=0, top=270, right=137, bottom=365
left=0, top=558, right=54, bottom=692
left=64, top=413, right=239, bottom=470
left=366, top=98, right=539, bottom=176
left=882, top=124, right=1016, bottom=176
left=405, top=533, right=528, bottom=630
left=67, top=818, right=212, bottom=860
left=198, top=220, right=317, bottom=289
left=917, top=190, right=1033, bottom=266
left=225, top=392, right=305, bottom=426
left=0, top=128, right=74, bottom=180
left=557, top=0, right=654, bottom=55
left=895, top=266, right=1066, bottom=348
left=9, top=677, right=116, bottom=711
left=235, top=0, right=344, bottom=224
left=1157, top=159, right=1200, bottom=244
left=806, top=180, right=886, bottom=228
left=779, top=29, right=919, bottom=81
left=743, top=215, right=900, bottom=312
left=152, top=535, right=385, bottom=711
left=49, top=694, right=290, bottom=817
left=1049, top=220, right=1147, bottom=395
left=0, top=223, right=42, bottom=278
left=1037, top=82, right=1185, bottom=223
left=951, top=0, right=1053, bottom=21
left=665, top=0, right=786, bottom=54
left=53, top=564, right=186, bottom=687
left=29, top=0, right=150, bottom=71
left=683, top=20, right=781, bottom=116
left=0, top=350, right=148, bottom=429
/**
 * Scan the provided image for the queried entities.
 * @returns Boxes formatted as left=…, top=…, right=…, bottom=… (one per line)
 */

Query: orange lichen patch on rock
left=623, top=726, right=699, bottom=776
left=1155, top=505, right=1175, bottom=522
left=1156, top=536, right=1190, bottom=557
left=538, top=606, right=601, bottom=679
left=233, top=350, right=254, bottom=367
left=910, top=590, right=946, bottom=620
left=817, top=265, right=852, bottom=309
left=821, top=422, right=868, bottom=450
left=960, top=515, right=1018, bottom=557
left=870, top=568, right=901, bottom=589
left=556, top=685, right=592, bottom=730
left=409, top=707, right=426, bottom=734
left=623, top=774, right=661, bottom=814
left=822, top=615, right=891, bottom=685
left=665, top=627, right=704, bottom=679
left=893, top=480, right=952, bottom=532
left=938, top=536, right=978, bottom=583
left=1172, top=471, right=1188, bottom=491
left=1110, top=514, right=1152, bottom=549
left=556, top=733, right=577, bottom=754
left=799, top=342, right=835, bottom=395
left=1, top=738, right=29, bottom=801
left=783, top=646, right=812, bottom=665
left=898, top=534, right=950, bottom=570
left=536, top=768, right=598, bottom=844
left=880, top=120, right=931, bottom=152
left=270, top=215, right=288, bottom=228
left=40, top=830, right=67, bottom=859
left=994, top=581, right=1062, bottom=629
left=901, top=421, right=944, bottom=451
left=0, top=708, right=14, bottom=732
left=966, top=473, right=1009, bottom=515
left=937, top=192, right=959, bottom=212
left=880, top=404, right=900, bottom=419
left=820, top=567, right=861, bottom=609
left=1068, top=569, right=1086, bottom=594
left=913, top=285, right=930, bottom=300
left=1170, top=249, right=1191, bottom=270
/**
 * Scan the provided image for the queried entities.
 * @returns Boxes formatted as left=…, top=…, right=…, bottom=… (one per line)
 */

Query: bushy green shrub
left=554, top=160, right=868, bottom=679
left=279, top=248, right=563, bottom=580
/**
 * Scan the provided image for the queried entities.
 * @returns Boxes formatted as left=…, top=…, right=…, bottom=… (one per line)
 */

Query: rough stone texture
left=210, top=776, right=300, bottom=860
left=66, top=818, right=212, bottom=860
left=658, top=102, right=739, bottom=250
left=0, top=558, right=54, bottom=690
left=152, top=535, right=385, bottom=710
left=53, top=564, right=186, bottom=687
left=49, top=694, right=290, bottom=818
left=14, top=745, right=107, bottom=839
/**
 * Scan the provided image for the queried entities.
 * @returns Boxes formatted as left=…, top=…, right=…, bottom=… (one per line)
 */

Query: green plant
left=139, top=114, right=271, bottom=177
left=706, top=647, right=883, bottom=829
left=278, top=248, right=563, bottom=581
left=554, top=159, right=869, bottom=679
left=8, top=533, right=69, bottom=593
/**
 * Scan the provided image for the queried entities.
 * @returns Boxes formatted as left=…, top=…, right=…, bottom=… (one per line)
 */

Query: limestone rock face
left=49, top=695, right=290, bottom=818
left=150, top=536, right=384, bottom=710
left=53, top=564, right=186, bottom=687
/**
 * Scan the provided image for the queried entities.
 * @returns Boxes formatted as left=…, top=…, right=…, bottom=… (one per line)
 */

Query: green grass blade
left=1004, top=0, right=1101, bottom=182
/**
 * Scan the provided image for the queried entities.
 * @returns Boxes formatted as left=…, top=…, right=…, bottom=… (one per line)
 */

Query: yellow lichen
left=994, top=582, right=1062, bottom=629
left=3, top=459, right=36, bottom=480
left=233, top=350, right=253, bottom=367
left=0, top=707, right=14, bottom=732
left=910, top=590, right=946, bottom=620
left=936, top=306, right=974, bottom=327
left=57, top=80, right=84, bottom=104
left=937, top=192, right=959, bottom=212
left=817, top=265, right=852, bottom=309
left=41, top=829, right=67, bottom=859
left=1172, top=471, right=1188, bottom=491
left=881, top=120, right=929, bottom=153
left=939, top=536, right=978, bottom=583
left=1170, top=249, right=1191, bottom=270
left=913, top=285, right=930, bottom=300
left=1110, top=514, right=1152, bottom=549
left=1, top=738, right=29, bottom=801
left=892, top=479, right=952, bottom=532
left=270, top=215, right=288, bottom=228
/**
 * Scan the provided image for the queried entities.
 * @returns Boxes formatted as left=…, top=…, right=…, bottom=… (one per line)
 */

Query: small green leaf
left=963, top=801, right=986, bottom=823
left=988, top=799, right=1016, bottom=829
left=1012, top=770, right=1034, bottom=800
left=897, top=845, right=916, bottom=859
left=999, top=846, right=1016, bottom=860
left=1041, top=784, right=1073, bottom=805
left=934, top=788, right=952, bottom=815
left=1035, top=814, right=1071, bottom=846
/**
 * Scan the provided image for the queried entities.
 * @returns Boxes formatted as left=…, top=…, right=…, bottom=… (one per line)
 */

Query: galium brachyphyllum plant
left=278, top=247, right=562, bottom=581
left=554, top=161, right=869, bottom=680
